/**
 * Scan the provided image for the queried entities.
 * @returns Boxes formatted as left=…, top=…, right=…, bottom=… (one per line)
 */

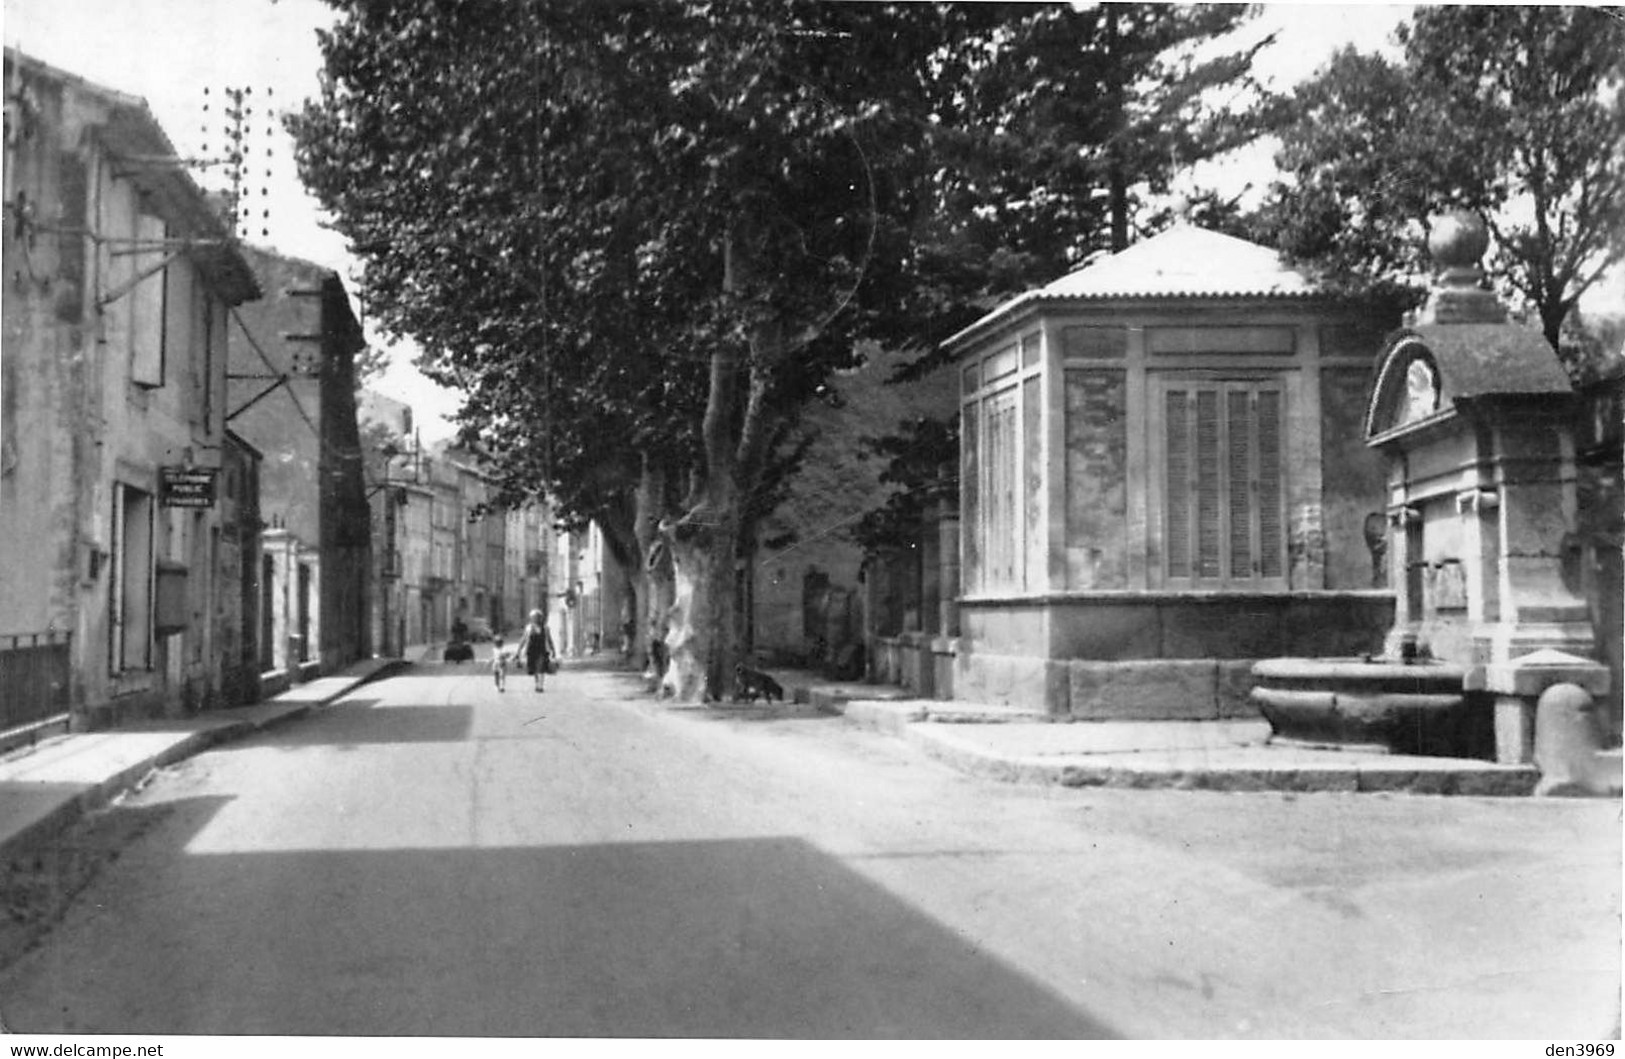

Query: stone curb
left=0, top=659, right=409, bottom=865
left=842, top=699, right=929, bottom=735
left=830, top=696, right=1545, bottom=797
left=901, top=724, right=1542, bottom=796
left=910, top=724, right=1540, bottom=799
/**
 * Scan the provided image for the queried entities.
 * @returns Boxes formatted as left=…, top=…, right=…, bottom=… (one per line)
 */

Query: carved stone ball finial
left=1427, top=209, right=1489, bottom=286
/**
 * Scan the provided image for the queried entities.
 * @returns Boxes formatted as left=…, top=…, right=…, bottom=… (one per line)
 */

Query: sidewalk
left=772, top=670, right=1623, bottom=799
left=0, top=656, right=408, bottom=864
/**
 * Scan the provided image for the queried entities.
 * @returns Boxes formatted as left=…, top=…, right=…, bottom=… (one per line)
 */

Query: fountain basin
left=1251, top=657, right=1486, bottom=757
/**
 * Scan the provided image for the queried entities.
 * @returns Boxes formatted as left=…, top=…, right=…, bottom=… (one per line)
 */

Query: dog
left=733, top=663, right=784, bottom=704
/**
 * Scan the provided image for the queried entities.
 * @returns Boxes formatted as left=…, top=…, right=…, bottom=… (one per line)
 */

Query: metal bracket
left=227, top=375, right=290, bottom=421
left=94, top=248, right=182, bottom=308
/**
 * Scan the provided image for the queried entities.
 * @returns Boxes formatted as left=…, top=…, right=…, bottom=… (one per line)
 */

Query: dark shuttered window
left=1163, top=381, right=1285, bottom=587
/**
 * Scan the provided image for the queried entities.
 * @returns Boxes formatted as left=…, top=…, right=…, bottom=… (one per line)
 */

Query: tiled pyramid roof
left=1038, top=224, right=1314, bottom=299
left=944, top=224, right=1320, bottom=353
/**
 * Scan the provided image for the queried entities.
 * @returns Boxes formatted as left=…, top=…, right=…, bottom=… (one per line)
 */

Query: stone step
left=1586, top=748, right=1622, bottom=797
left=921, top=701, right=1053, bottom=724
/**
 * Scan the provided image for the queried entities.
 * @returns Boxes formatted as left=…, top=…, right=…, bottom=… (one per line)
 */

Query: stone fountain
left=1251, top=211, right=1612, bottom=788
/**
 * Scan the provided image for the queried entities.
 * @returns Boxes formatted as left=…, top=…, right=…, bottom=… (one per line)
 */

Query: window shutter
left=962, top=402, right=979, bottom=593
left=1163, top=379, right=1288, bottom=587
left=130, top=213, right=168, bottom=387
left=986, top=390, right=1019, bottom=589
left=1165, top=388, right=1190, bottom=579
left=1227, top=389, right=1253, bottom=578
left=1257, top=388, right=1284, bottom=579
left=1195, top=389, right=1221, bottom=579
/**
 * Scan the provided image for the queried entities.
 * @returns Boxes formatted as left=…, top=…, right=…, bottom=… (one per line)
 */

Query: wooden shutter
left=1165, top=388, right=1190, bottom=579
left=1227, top=389, right=1253, bottom=578
left=961, top=402, right=979, bottom=593
left=984, top=389, right=1019, bottom=590
left=109, top=486, right=125, bottom=671
left=130, top=213, right=168, bottom=387
left=1256, top=388, right=1284, bottom=579
left=1195, top=389, right=1221, bottom=579
left=1162, top=380, right=1287, bottom=586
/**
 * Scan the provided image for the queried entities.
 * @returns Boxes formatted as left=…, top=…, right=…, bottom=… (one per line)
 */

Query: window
left=110, top=484, right=155, bottom=672
left=983, top=388, right=1019, bottom=590
left=1162, top=380, right=1285, bottom=587
left=962, top=384, right=1022, bottom=595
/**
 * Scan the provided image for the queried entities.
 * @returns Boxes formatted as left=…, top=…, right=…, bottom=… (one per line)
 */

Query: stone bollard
left=1481, top=648, right=1612, bottom=774
left=1533, top=683, right=1606, bottom=797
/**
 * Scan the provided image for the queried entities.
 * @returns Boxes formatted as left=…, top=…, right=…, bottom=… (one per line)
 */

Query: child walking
left=490, top=635, right=508, bottom=692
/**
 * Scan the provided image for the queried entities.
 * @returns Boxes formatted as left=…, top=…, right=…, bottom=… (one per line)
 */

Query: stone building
left=941, top=224, right=1403, bottom=718
left=550, top=523, right=604, bottom=657
left=228, top=246, right=371, bottom=679
left=1575, top=370, right=1624, bottom=738
left=400, top=440, right=556, bottom=649
left=357, top=390, right=409, bottom=656
left=217, top=429, right=265, bottom=706
left=749, top=346, right=959, bottom=681
left=397, top=466, right=435, bottom=647
left=423, top=448, right=462, bottom=642
left=1, top=49, right=260, bottom=733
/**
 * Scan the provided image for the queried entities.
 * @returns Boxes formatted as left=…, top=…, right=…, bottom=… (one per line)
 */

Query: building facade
left=228, top=246, right=371, bottom=679
left=1, top=49, right=261, bottom=733
left=217, top=429, right=264, bottom=705
left=357, top=390, right=425, bottom=657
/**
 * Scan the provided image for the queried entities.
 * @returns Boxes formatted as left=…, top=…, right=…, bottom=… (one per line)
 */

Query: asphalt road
left=1, top=654, right=1618, bottom=1038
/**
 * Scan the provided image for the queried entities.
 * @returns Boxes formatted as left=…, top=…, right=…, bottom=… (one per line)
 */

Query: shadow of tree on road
left=0, top=791, right=1117, bottom=1038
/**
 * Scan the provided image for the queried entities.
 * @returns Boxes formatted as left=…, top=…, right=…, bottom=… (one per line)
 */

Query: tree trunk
left=657, top=216, right=778, bottom=702
left=636, top=458, right=677, bottom=686
left=595, top=496, right=644, bottom=666
left=661, top=511, right=737, bottom=701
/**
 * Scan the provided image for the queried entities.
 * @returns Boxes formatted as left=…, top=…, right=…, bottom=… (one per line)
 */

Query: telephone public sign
left=161, top=466, right=218, bottom=508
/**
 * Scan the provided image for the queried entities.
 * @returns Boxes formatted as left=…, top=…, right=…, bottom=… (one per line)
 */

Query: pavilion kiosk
left=941, top=225, right=1402, bottom=719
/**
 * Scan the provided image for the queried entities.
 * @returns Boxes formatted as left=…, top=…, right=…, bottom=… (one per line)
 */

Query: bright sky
left=22, top=1, right=1606, bottom=440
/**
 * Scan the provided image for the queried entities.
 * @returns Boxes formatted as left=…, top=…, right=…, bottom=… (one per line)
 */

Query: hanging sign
left=160, top=466, right=218, bottom=508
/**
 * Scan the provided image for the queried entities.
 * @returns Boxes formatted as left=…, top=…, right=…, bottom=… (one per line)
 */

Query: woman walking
left=517, top=609, right=555, bottom=692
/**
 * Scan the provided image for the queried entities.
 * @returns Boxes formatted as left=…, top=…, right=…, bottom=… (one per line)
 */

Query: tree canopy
left=1262, top=5, right=1625, bottom=371
left=915, top=4, right=1273, bottom=309
left=291, top=0, right=990, bottom=696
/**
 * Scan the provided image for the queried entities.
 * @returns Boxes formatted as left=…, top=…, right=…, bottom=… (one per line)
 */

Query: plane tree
left=291, top=1, right=977, bottom=699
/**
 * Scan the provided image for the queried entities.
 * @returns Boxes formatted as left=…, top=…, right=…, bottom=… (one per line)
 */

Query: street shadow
left=406, top=659, right=491, bottom=676
left=686, top=702, right=839, bottom=724
left=587, top=668, right=842, bottom=726
left=0, top=795, right=235, bottom=974
left=1, top=795, right=1117, bottom=1038
left=217, top=698, right=475, bottom=750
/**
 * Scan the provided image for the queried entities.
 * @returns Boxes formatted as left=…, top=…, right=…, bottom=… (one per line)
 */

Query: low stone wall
left=874, top=636, right=900, bottom=685
left=955, top=591, right=1394, bottom=719
left=259, top=669, right=292, bottom=699
left=952, top=651, right=1262, bottom=720
left=875, top=633, right=937, bottom=697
